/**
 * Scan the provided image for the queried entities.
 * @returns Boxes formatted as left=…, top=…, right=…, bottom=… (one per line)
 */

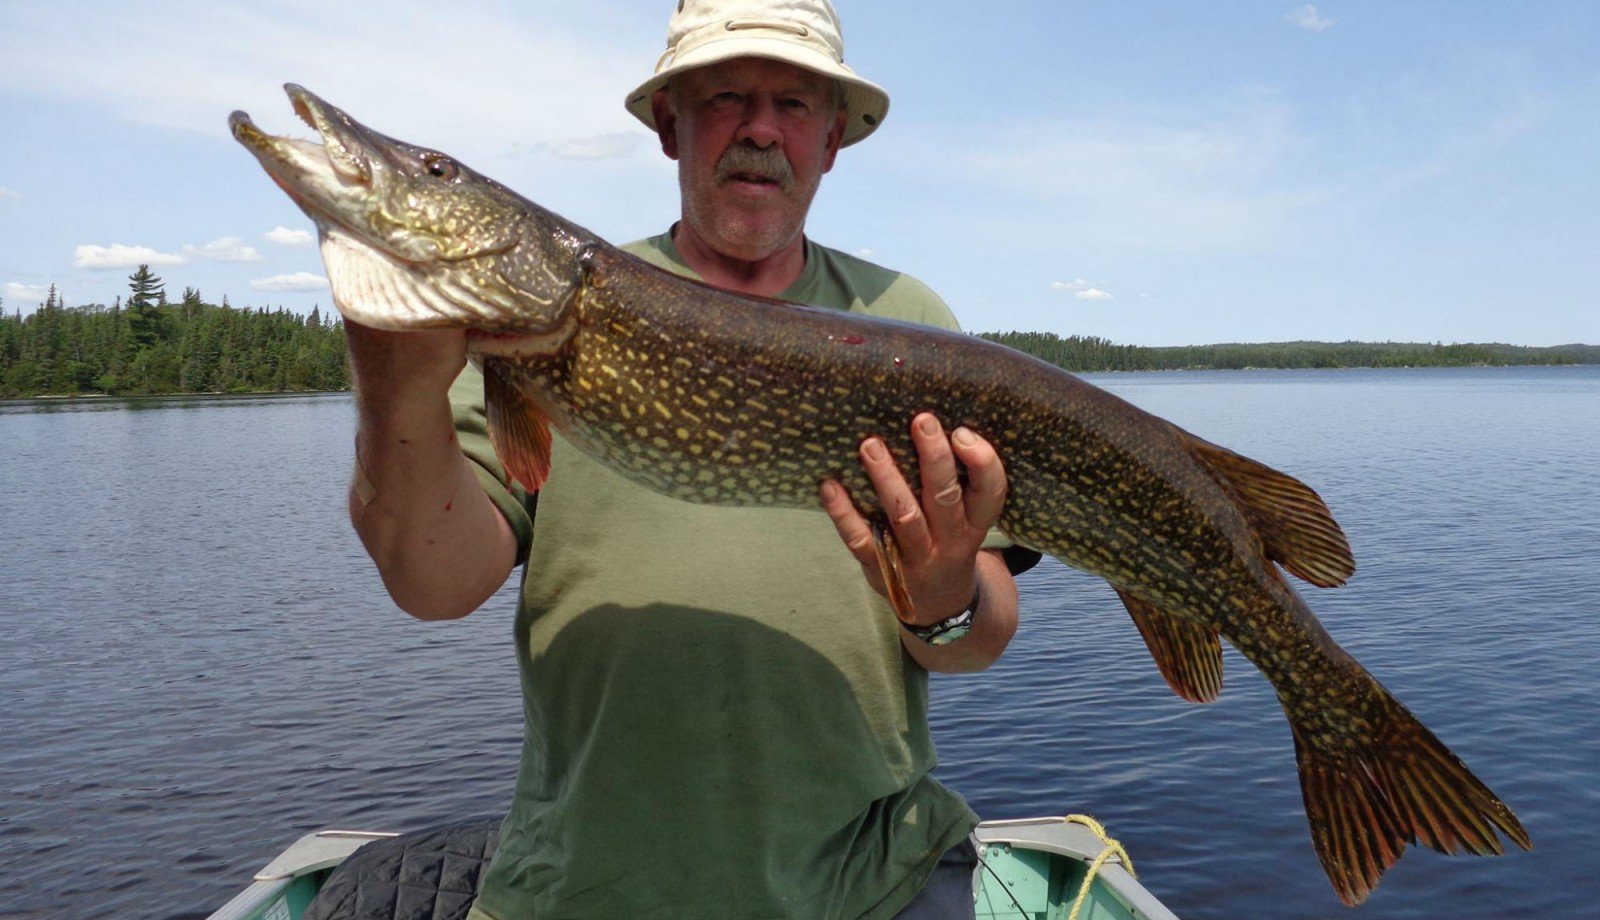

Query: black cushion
left=303, top=819, right=502, bottom=920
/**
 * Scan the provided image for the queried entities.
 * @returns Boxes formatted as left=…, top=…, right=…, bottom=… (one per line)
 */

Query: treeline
left=0, top=265, right=347, bottom=398
left=980, top=332, right=1600, bottom=372
left=5, top=267, right=1595, bottom=399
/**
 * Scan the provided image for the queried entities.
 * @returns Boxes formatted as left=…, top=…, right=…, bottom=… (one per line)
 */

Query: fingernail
left=818, top=480, right=837, bottom=501
left=863, top=439, right=887, bottom=462
left=953, top=427, right=978, bottom=447
left=918, top=415, right=941, bottom=437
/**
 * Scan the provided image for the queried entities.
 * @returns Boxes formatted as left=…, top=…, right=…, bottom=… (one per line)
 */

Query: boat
left=207, top=815, right=1179, bottom=919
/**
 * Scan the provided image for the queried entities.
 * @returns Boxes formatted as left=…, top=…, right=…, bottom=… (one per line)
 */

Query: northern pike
left=231, top=85, right=1529, bottom=905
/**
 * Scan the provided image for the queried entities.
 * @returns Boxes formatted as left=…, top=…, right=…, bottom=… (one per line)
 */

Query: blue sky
left=1, top=1, right=1595, bottom=346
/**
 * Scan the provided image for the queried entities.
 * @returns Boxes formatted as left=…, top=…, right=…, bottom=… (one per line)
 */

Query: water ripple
left=2, top=371, right=1597, bottom=918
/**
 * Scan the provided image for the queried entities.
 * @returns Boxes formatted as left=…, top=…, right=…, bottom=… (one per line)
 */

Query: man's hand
left=819, top=413, right=1019, bottom=671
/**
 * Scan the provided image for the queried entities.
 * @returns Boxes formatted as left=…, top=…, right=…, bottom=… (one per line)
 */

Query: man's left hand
left=818, top=412, right=1008, bottom=625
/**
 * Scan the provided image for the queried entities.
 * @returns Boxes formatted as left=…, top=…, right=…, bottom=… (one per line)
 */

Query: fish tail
left=1291, top=685, right=1531, bottom=906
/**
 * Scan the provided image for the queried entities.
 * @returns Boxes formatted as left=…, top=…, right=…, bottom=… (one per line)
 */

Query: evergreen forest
left=980, top=331, right=1600, bottom=373
left=0, top=265, right=347, bottom=398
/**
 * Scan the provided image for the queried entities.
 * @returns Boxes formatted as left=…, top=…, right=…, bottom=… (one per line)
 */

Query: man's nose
left=734, top=96, right=783, bottom=149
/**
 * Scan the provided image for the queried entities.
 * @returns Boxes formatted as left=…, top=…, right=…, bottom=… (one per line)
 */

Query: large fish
left=231, top=85, right=1529, bottom=905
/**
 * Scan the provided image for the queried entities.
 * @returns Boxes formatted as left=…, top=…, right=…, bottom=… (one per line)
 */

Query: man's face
left=653, top=57, right=847, bottom=262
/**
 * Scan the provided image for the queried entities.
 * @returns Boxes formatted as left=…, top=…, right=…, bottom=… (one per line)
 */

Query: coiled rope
left=1064, top=814, right=1136, bottom=920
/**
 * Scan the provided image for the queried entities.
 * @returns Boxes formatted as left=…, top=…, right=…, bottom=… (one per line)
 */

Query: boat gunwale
left=208, top=818, right=1179, bottom=919
left=975, top=817, right=1180, bottom=920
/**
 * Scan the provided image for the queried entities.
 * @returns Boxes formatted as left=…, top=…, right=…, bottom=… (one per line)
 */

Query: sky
left=1, top=0, right=1596, bottom=346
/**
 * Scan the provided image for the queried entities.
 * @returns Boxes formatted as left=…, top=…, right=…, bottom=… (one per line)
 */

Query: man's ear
left=651, top=89, right=680, bottom=160
left=821, top=109, right=846, bottom=173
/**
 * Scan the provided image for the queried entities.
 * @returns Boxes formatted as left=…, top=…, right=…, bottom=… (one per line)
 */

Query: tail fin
left=1292, top=690, right=1531, bottom=906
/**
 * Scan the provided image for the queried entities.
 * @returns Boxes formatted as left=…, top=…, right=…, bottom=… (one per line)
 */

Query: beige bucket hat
left=625, top=0, right=890, bottom=147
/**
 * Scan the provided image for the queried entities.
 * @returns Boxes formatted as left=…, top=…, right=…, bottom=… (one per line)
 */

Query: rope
left=1063, top=814, right=1136, bottom=920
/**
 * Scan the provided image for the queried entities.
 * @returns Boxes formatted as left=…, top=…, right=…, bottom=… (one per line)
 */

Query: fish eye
left=424, top=155, right=459, bottom=180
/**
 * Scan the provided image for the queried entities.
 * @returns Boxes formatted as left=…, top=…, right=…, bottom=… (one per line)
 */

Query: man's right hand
left=344, top=319, right=518, bottom=620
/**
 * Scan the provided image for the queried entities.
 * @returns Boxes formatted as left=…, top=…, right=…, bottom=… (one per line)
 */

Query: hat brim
left=625, top=35, right=889, bottom=147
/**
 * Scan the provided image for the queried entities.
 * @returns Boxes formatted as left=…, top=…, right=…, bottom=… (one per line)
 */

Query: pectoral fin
left=870, top=513, right=916, bottom=620
left=1115, top=587, right=1223, bottom=703
left=483, top=360, right=553, bottom=492
left=1180, top=432, right=1356, bottom=588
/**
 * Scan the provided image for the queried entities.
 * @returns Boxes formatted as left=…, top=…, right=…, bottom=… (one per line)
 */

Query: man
left=345, top=2, right=1034, bottom=917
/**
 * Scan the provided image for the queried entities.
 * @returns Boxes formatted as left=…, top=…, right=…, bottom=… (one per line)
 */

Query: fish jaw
left=229, top=89, right=384, bottom=249
left=232, top=85, right=584, bottom=335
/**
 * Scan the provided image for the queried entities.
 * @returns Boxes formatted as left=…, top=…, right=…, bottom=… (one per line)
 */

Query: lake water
left=2, top=366, right=1595, bottom=919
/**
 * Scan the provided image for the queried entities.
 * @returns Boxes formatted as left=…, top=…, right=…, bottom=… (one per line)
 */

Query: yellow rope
left=1063, top=814, right=1136, bottom=920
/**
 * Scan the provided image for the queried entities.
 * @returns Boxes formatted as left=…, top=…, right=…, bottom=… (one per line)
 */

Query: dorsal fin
left=1180, top=432, right=1355, bottom=588
left=483, top=358, right=553, bottom=492
left=1115, top=588, right=1223, bottom=703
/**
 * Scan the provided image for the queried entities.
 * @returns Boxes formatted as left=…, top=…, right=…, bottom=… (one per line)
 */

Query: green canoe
left=206, top=815, right=1179, bottom=919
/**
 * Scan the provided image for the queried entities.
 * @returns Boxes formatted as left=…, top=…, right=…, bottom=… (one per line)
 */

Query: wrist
left=903, top=582, right=982, bottom=646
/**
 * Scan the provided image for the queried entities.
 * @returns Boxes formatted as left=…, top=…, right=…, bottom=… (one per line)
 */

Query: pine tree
left=126, top=264, right=165, bottom=349
left=181, top=286, right=203, bottom=321
left=128, top=265, right=164, bottom=308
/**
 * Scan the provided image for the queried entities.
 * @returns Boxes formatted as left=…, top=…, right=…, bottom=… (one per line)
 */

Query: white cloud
left=265, top=226, right=314, bottom=246
left=185, top=236, right=262, bottom=262
left=1076, top=289, right=1115, bottom=301
left=855, top=248, right=876, bottom=258
left=5, top=282, right=52, bottom=305
left=1285, top=5, right=1334, bottom=32
left=551, top=133, right=643, bottom=161
left=73, top=243, right=188, bottom=270
left=1139, top=292, right=1152, bottom=299
left=0, top=186, right=17, bottom=198
left=0, top=2, right=650, bottom=161
left=1050, top=278, right=1094, bottom=292
left=250, top=272, right=328, bottom=292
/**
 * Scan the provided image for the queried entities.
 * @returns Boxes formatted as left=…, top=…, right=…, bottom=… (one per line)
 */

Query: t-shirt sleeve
left=450, top=361, right=535, bottom=565
left=877, top=273, right=963, bottom=332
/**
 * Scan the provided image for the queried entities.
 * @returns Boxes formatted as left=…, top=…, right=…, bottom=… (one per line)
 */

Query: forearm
left=344, top=323, right=517, bottom=620
left=900, top=550, right=1018, bottom=673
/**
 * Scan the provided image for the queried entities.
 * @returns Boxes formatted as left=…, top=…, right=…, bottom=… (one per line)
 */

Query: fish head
left=230, top=84, right=585, bottom=341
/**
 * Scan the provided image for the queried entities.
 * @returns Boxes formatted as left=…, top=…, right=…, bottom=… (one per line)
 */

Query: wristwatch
left=904, top=585, right=982, bottom=646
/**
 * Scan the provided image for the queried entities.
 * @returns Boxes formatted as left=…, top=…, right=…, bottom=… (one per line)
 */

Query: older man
left=346, top=2, right=1033, bottom=917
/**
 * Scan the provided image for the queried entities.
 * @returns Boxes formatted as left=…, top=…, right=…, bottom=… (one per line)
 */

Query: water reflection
left=0, top=391, right=349, bottom=416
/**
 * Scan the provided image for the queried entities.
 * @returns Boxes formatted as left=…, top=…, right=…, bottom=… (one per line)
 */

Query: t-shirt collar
left=656, top=223, right=822, bottom=304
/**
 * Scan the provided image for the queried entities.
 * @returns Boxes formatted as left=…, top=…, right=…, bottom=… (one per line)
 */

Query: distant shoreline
left=4, top=389, right=350, bottom=404
left=975, top=332, right=1600, bottom=374
left=7, top=362, right=1598, bottom=404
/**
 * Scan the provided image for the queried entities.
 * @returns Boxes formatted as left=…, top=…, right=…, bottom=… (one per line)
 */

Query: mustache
left=715, top=144, right=795, bottom=192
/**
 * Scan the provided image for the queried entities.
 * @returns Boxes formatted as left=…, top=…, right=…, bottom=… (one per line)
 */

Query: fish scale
left=232, top=83, right=1531, bottom=907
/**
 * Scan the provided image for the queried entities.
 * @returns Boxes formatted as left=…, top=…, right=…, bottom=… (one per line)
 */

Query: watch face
left=925, top=621, right=973, bottom=646
left=911, top=605, right=976, bottom=645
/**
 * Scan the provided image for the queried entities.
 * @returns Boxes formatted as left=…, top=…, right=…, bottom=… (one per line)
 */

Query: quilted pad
left=303, top=819, right=503, bottom=920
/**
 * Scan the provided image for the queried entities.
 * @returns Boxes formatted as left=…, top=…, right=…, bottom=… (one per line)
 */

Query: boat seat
left=303, top=818, right=502, bottom=920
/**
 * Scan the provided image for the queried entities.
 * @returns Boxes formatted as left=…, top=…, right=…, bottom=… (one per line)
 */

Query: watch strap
left=904, top=585, right=981, bottom=646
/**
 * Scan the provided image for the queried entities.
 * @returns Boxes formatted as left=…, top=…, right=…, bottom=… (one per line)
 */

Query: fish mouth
left=231, top=85, right=556, bottom=343
left=229, top=84, right=379, bottom=220
left=233, top=85, right=461, bottom=271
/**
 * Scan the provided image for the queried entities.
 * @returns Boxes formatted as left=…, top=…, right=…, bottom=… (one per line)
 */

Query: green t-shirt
left=459, top=233, right=980, bottom=920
